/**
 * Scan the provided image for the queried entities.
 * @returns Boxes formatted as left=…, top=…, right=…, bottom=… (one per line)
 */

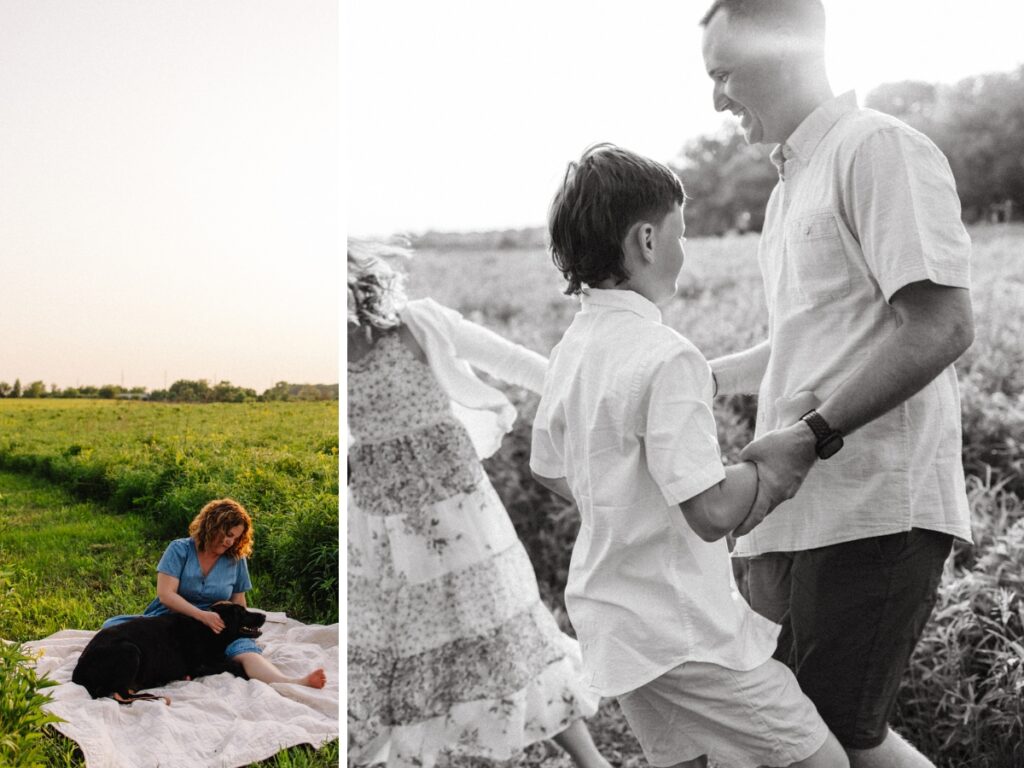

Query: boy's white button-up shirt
left=733, top=91, right=973, bottom=557
left=531, top=288, right=779, bottom=697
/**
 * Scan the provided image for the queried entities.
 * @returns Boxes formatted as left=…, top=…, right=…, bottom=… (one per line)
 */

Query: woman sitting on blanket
left=102, top=497, right=326, bottom=688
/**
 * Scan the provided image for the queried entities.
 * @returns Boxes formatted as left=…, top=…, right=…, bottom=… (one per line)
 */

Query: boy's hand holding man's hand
left=731, top=391, right=820, bottom=537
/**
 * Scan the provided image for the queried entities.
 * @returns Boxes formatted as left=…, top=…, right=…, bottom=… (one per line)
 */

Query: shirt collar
left=772, top=90, right=858, bottom=176
left=580, top=287, right=662, bottom=323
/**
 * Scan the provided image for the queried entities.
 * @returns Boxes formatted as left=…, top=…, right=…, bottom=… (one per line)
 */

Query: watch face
left=818, top=434, right=844, bottom=459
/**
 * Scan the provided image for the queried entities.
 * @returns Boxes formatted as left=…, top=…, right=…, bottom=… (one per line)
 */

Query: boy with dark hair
left=531, top=143, right=847, bottom=768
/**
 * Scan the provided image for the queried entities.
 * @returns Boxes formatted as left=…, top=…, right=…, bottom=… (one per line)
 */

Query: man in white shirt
left=700, top=2, right=974, bottom=767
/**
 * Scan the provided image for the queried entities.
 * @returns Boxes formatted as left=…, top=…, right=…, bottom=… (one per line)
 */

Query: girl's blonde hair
left=347, top=239, right=410, bottom=331
left=189, top=498, right=254, bottom=559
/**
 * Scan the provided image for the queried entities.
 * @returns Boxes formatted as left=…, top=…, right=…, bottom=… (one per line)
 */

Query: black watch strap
left=800, top=409, right=844, bottom=460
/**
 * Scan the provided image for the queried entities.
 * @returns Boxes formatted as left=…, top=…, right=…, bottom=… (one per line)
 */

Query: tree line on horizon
left=410, top=64, right=1024, bottom=247
left=0, top=378, right=339, bottom=403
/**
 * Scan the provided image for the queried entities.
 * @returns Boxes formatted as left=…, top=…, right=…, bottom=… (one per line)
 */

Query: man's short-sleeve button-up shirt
left=735, top=91, right=973, bottom=557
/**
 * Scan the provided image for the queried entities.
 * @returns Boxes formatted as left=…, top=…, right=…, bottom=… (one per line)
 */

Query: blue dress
left=101, top=537, right=261, bottom=657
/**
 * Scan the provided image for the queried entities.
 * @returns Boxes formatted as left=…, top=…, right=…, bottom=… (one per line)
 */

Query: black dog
left=73, top=601, right=266, bottom=704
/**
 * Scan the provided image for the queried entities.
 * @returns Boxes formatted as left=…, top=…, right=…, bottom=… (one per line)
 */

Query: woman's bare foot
left=236, top=653, right=327, bottom=688
left=301, top=668, right=327, bottom=688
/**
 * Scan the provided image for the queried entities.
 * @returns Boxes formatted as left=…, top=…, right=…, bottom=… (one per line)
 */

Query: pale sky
left=346, top=0, right=1024, bottom=238
left=0, top=0, right=338, bottom=392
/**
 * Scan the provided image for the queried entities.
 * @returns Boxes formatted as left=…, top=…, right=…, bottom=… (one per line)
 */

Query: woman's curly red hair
left=189, top=498, right=254, bottom=559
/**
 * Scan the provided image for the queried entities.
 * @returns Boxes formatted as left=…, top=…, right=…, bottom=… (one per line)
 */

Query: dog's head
left=211, top=602, right=266, bottom=639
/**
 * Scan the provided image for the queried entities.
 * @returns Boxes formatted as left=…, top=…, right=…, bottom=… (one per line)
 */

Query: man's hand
left=730, top=391, right=820, bottom=537
left=739, top=421, right=818, bottom=516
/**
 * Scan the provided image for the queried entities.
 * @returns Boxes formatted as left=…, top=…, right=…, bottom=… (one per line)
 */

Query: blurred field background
left=404, top=223, right=1024, bottom=768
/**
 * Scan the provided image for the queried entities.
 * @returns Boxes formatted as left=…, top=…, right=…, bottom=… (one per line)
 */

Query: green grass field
left=0, top=399, right=339, bottom=624
left=405, top=223, right=1024, bottom=768
left=0, top=400, right=339, bottom=767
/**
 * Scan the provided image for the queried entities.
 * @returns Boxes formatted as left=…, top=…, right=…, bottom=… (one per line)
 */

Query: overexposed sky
left=1, top=0, right=338, bottom=392
left=346, top=0, right=1024, bottom=237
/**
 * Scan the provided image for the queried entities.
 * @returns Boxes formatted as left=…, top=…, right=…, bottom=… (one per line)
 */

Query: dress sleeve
left=156, top=539, right=189, bottom=579
left=847, top=126, right=972, bottom=302
left=233, top=558, right=253, bottom=593
left=641, top=347, right=725, bottom=507
left=428, top=299, right=547, bottom=393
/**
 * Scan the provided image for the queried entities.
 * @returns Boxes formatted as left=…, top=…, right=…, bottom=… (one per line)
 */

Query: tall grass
left=0, top=400, right=339, bottom=623
left=0, top=634, right=62, bottom=768
left=407, top=224, right=1024, bottom=768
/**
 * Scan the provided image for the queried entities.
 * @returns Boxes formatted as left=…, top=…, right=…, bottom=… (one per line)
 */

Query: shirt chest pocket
left=786, top=210, right=851, bottom=303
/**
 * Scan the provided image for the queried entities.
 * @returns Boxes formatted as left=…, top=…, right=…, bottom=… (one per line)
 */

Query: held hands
left=198, top=610, right=225, bottom=634
left=732, top=390, right=820, bottom=537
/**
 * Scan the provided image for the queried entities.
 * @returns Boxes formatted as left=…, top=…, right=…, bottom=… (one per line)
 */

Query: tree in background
left=670, top=125, right=777, bottom=236
left=261, top=381, right=338, bottom=401
left=213, top=380, right=257, bottom=403
left=866, top=66, right=1024, bottom=222
left=167, top=379, right=212, bottom=403
left=23, top=381, right=47, bottom=398
left=296, top=384, right=324, bottom=401
left=262, top=381, right=293, bottom=401
left=0, top=382, right=11, bottom=398
left=12, top=379, right=21, bottom=398
left=670, top=65, right=1024, bottom=234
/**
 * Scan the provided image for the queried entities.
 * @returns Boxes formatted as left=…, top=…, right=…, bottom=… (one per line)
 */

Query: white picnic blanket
left=24, top=611, right=339, bottom=768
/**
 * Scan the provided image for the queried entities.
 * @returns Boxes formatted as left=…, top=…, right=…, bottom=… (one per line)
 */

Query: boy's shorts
left=616, top=658, right=828, bottom=768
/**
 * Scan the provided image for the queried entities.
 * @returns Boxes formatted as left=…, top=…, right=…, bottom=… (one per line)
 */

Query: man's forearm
left=817, top=313, right=971, bottom=437
left=709, top=340, right=771, bottom=396
left=739, top=282, right=972, bottom=516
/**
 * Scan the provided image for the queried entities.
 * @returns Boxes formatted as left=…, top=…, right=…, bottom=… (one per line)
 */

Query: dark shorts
left=734, top=528, right=952, bottom=750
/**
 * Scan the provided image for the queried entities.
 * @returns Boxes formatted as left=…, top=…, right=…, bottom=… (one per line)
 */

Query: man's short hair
left=548, top=143, right=685, bottom=296
left=700, top=0, right=826, bottom=45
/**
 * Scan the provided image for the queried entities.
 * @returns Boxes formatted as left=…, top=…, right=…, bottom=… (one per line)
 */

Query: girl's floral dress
left=348, top=330, right=598, bottom=768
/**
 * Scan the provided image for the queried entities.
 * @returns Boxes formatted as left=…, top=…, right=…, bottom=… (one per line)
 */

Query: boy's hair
left=699, top=0, right=826, bottom=47
left=548, top=143, right=686, bottom=296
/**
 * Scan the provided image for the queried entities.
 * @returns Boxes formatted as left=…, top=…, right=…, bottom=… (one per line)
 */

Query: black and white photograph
left=347, top=1, right=1024, bottom=767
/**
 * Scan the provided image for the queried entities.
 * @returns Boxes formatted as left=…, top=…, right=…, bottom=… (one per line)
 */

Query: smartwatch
left=800, top=409, right=844, bottom=460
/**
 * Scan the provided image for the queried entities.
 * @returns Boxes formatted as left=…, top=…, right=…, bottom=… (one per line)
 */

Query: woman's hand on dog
left=197, top=610, right=225, bottom=634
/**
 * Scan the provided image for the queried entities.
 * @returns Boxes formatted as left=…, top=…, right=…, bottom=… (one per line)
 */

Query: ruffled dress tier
left=348, top=332, right=598, bottom=768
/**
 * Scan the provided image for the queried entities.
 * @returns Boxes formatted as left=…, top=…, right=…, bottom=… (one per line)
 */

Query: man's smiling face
left=701, top=9, right=789, bottom=145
